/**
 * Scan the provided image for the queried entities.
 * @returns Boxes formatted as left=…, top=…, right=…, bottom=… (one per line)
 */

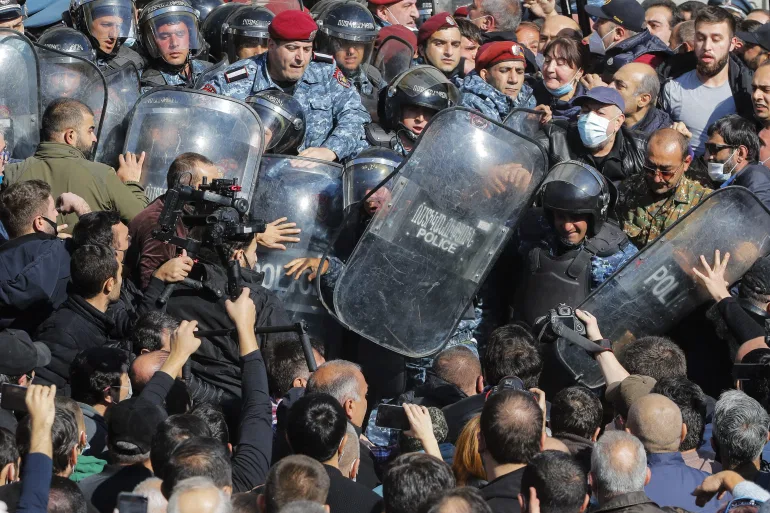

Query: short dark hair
left=69, top=347, right=130, bottom=406
left=16, top=407, right=78, bottom=474
left=48, top=475, right=88, bottom=513
left=456, top=17, right=483, bottom=44
left=232, top=492, right=260, bottom=513
left=707, top=114, right=762, bottom=162
left=643, top=0, right=683, bottom=27
left=695, top=6, right=736, bottom=38
left=652, top=377, right=708, bottom=452
left=543, top=37, right=588, bottom=72
left=161, top=436, right=233, bottom=499
left=679, top=0, right=706, bottom=17
left=167, top=152, right=215, bottom=189
left=419, top=487, right=492, bottom=513
left=617, top=336, right=686, bottom=381
left=286, top=393, right=348, bottom=462
left=0, top=179, right=51, bottom=239
left=42, top=98, right=93, bottom=142
left=190, top=402, right=229, bottom=446
left=151, top=414, right=212, bottom=481
left=264, top=337, right=324, bottom=399
left=383, top=453, right=456, bottom=513
left=480, top=389, right=542, bottom=464
left=482, top=325, right=542, bottom=388
left=0, top=428, right=19, bottom=469
left=70, top=244, right=119, bottom=299
left=71, top=210, right=121, bottom=250
left=521, top=451, right=588, bottom=513
left=551, top=386, right=603, bottom=440
left=264, top=455, right=331, bottom=513
left=130, top=311, right=179, bottom=355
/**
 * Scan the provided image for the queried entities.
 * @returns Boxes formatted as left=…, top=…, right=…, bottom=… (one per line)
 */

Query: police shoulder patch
left=333, top=67, right=351, bottom=88
left=201, top=83, right=217, bottom=93
left=224, top=67, right=249, bottom=84
left=313, top=52, right=335, bottom=64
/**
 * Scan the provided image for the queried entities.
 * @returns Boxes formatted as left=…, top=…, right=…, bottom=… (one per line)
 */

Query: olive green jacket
left=3, top=142, right=148, bottom=231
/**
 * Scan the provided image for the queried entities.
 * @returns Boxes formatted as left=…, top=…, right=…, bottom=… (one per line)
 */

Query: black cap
left=107, top=398, right=168, bottom=454
left=737, top=23, right=770, bottom=52
left=743, top=256, right=770, bottom=296
left=0, top=330, right=51, bottom=376
left=585, top=0, right=645, bottom=33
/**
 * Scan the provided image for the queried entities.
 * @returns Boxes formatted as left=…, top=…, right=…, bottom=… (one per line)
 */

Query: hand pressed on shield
left=117, top=151, right=146, bottom=183
left=284, top=257, right=330, bottom=281
left=692, top=250, right=731, bottom=301
left=534, top=104, right=552, bottom=125
left=56, top=192, right=91, bottom=216
left=257, top=217, right=301, bottom=250
left=298, top=147, right=337, bottom=162
left=153, top=249, right=194, bottom=283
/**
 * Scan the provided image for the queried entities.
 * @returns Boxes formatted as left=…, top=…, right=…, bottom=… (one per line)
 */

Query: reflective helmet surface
left=246, top=90, right=306, bottom=154
left=38, top=26, right=96, bottom=62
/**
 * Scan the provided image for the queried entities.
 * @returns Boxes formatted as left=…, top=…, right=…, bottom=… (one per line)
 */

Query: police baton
left=195, top=321, right=318, bottom=372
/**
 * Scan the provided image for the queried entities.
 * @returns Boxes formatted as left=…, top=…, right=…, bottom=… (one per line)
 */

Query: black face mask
left=37, top=216, right=58, bottom=237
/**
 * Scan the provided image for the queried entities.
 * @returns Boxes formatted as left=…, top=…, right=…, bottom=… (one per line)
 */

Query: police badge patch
left=224, top=67, right=249, bottom=84
left=201, top=84, right=217, bottom=93
left=333, top=68, right=351, bottom=88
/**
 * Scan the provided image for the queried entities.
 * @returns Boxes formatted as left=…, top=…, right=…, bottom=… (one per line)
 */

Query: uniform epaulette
left=313, top=52, right=334, bottom=64
left=224, top=66, right=249, bottom=84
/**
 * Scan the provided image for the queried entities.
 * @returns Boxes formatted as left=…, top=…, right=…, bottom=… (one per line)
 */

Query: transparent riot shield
left=0, top=29, right=41, bottom=159
left=251, top=155, right=344, bottom=339
left=94, top=63, right=141, bottom=168
left=36, top=44, right=108, bottom=148
left=332, top=107, right=548, bottom=357
left=578, top=187, right=770, bottom=349
left=124, top=87, right=264, bottom=202
left=503, top=108, right=545, bottom=139
left=372, top=35, right=415, bottom=86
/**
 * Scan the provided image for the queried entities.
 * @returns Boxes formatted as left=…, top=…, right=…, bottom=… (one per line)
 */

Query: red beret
left=417, top=12, right=458, bottom=45
left=268, top=10, right=318, bottom=41
left=474, top=41, right=525, bottom=72
left=375, top=24, right=418, bottom=51
left=454, top=5, right=468, bottom=17
left=368, top=0, right=402, bottom=6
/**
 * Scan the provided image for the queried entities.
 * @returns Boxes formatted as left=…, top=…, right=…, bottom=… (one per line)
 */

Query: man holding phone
left=0, top=329, right=52, bottom=431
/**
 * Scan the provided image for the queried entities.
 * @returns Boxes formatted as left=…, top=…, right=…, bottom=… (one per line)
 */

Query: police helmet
left=186, top=0, right=222, bottom=22
left=201, top=1, right=240, bottom=60
left=38, top=26, right=96, bottom=62
left=246, top=90, right=305, bottom=154
left=416, top=0, right=432, bottom=26
left=382, top=65, right=459, bottom=131
left=139, top=0, right=201, bottom=62
left=316, top=2, right=376, bottom=70
left=0, top=0, right=24, bottom=23
left=69, top=0, right=135, bottom=56
left=223, top=5, right=273, bottom=62
left=342, top=146, right=402, bottom=210
left=537, top=160, right=613, bottom=237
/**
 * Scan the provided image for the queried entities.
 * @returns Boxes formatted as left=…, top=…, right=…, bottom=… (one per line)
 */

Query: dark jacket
left=597, top=30, right=673, bottom=79
left=480, top=467, right=526, bottom=513
left=323, top=464, right=383, bottom=513
left=631, top=108, right=673, bottom=136
left=554, top=432, right=593, bottom=473
left=160, top=262, right=290, bottom=401
left=0, top=233, right=70, bottom=333
left=658, top=52, right=755, bottom=122
left=542, top=121, right=647, bottom=185
left=730, top=163, right=770, bottom=211
left=593, top=491, right=681, bottom=513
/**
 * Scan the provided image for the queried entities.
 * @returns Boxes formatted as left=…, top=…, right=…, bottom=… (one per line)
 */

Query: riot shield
left=372, top=35, right=414, bottom=86
left=332, top=107, right=548, bottom=357
left=124, top=87, right=264, bottom=202
left=432, top=0, right=465, bottom=16
left=36, top=44, right=108, bottom=150
left=578, top=186, right=770, bottom=349
left=503, top=108, right=545, bottom=139
left=251, top=155, right=344, bottom=339
left=94, top=63, right=141, bottom=168
left=0, top=29, right=41, bottom=160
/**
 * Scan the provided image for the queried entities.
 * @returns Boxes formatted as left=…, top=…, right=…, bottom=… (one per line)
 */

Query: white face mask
left=708, top=149, right=738, bottom=182
left=578, top=111, right=617, bottom=148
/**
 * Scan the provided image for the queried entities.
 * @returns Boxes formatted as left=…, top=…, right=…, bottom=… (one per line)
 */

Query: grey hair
left=479, top=0, right=522, bottom=31
left=167, top=477, right=232, bottom=513
left=133, top=478, right=168, bottom=513
left=713, top=390, right=770, bottom=468
left=591, top=431, right=648, bottom=499
left=278, top=501, right=328, bottom=513
left=306, top=360, right=362, bottom=404
left=634, top=70, right=660, bottom=107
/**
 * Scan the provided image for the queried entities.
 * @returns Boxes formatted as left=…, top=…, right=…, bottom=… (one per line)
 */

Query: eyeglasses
left=704, top=143, right=735, bottom=155
left=643, top=162, right=682, bottom=179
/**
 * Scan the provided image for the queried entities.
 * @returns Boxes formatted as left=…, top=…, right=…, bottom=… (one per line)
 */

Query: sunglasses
left=704, top=143, right=735, bottom=155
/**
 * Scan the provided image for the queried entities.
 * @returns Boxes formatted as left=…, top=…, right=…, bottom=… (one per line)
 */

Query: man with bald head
left=167, top=476, right=230, bottom=513
left=537, top=15, right=580, bottom=54
left=617, top=128, right=711, bottom=249
left=626, top=394, right=719, bottom=513
left=609, top=63, right=672, bottom=135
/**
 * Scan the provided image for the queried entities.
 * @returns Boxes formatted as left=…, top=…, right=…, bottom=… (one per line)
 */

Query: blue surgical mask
left=545, top=70, right=579, bottom=98
left=708, top=149, right=738, bottom=182
left=578, top=111, right=617, bottom=148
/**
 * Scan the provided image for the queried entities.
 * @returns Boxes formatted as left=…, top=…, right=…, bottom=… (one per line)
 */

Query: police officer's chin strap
left=396, top=124, right=417, bottom=143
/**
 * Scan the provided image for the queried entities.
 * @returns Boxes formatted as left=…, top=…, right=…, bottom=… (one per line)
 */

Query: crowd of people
left=3, top=0, right=770, bottom=511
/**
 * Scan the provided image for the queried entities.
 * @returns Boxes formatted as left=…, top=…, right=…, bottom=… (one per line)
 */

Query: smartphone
left=375, top=404, right=411, bottom=431
left=117, top=493, right=148, bottom=513
left=0, top=384, right=27, bottom=412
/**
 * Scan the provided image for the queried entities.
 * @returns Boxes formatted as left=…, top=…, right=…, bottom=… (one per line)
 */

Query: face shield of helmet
left=396, top=66, right=460, bottom=105
left=43, top=62, right=85, bottom=98
left=343, top=162, right=394, bottom=214
left=324, top=34, right=375, bottom=75
left=84, top=1, right=134, bottom=54
left=145, top=11, right=200, bottom=64
left=229, top=33, right=269, bottom=61
left=249, top=101, right=303, bottom=154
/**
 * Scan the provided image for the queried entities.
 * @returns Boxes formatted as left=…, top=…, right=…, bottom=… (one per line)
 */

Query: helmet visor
left=397, top=66, right=459, bottom=103
left=248, top=99, right=303, bottom=153
left=343, top=160, right=395, bottom=210
left=320, top=34, right=374, bottom=73
left=144, top=10, right=200, bottom=61
left=84, top=0, right=134, bottom=52
left=542, top=162, right=605, bottom=198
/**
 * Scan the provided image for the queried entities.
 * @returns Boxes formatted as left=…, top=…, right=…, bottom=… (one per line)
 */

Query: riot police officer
left=316, top=2, right=378, bottom=96
left=37, top=27, right=99, bottom=102
left=202, top=9, right=370, bottom=162
left=138, top=0, right=213, bottom=90
left=245, top=90, right=305, bottom=153
left=200, top=1, right=241, bottom=60
left=38, top=26, right=96, bottom=62
left=69, top=0, right=146, bottom=72
left=512, top=160, right=637, bottom=326
left=222, top=5, right=273, bottom=63
left=380, top=65, right=459, bottom=155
